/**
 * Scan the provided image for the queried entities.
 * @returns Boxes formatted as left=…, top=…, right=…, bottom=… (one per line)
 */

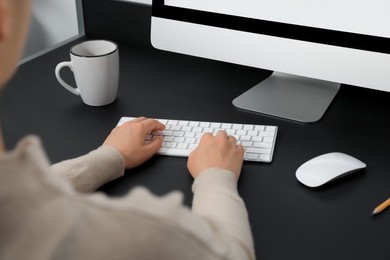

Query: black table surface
left=3, top=38, right=390, bottom=260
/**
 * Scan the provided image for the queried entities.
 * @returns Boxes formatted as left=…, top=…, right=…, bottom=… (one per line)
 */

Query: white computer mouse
left=296, top=152, right=366, bottom=188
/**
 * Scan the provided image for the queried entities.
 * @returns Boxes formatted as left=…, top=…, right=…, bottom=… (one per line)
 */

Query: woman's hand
left=187, top=130, right=244, bottom=179
left=103, top=117, right=165, bottom=169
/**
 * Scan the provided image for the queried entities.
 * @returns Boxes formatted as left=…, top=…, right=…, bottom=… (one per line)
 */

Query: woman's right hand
left=187, top=130, right=245, bottom=179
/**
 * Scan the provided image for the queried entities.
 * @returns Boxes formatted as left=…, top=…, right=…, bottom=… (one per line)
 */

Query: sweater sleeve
left=50, top=145, right=125, bottom=193
left=2, top=137, right=256, bottom=260
left=45, top=174, right=256, bottom=260
left=192, top=168, right=255, bottom=260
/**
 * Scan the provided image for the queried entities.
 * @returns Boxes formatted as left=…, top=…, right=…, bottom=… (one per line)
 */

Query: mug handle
left=55, top=61, right=81, bottom=96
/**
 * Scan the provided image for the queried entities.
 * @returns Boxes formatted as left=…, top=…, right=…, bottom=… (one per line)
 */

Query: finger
left=141, top=119, right=166, bottom=133
left=227, top=135, right=237, bottom=143
left=202, top=132, right=213, bottom=138
left=129, top=116, right=147, bottom=123
left=216, top=130, right=228, bottom=139
left=145, top=135, right=163, bottom=154
left=144, top=138, right=163, bottom=161
left=199, top=132, right=213, bottom=144
left=236, top=144, right=245, bottom=154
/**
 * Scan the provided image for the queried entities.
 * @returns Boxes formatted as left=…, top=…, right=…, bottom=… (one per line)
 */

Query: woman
left=0, top=0, right=255, bottom=259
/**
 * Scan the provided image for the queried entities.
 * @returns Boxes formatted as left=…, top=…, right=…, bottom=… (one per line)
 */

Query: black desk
left=3, top=3, right=390, bottom=260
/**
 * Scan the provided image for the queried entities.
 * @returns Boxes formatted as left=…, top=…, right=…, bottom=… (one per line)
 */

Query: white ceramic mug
left=55, top=40, right=119, bottom=106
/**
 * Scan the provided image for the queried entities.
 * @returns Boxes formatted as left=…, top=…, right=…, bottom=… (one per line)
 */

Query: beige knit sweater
left=0, top=136, right=254, bottom=260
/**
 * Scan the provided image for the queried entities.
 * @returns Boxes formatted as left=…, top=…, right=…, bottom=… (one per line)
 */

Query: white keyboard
left=117, top=117, right=278, bottom=163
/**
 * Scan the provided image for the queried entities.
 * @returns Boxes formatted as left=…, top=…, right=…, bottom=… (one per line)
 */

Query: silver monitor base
left=232, top=72, right=340, bottom=123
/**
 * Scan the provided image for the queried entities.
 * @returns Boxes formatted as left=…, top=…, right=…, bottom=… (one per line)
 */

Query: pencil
left=372, top=197, right=390, bottom=215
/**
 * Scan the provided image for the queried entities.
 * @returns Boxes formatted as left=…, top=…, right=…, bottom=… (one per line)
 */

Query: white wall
left=22, top=0, right=81, bottom=62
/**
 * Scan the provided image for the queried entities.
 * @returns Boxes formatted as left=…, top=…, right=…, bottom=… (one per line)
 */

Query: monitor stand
left=232, top=72, right=340, bottom=123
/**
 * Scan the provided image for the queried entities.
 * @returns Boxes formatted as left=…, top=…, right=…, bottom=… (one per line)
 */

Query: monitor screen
left=151, top=0, right=390, bottom=122
left=165, top=1, right=390, bottom=38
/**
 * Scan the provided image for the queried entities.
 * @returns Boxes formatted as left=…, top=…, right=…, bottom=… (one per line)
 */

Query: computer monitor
left=150, top=0, right=390, bottom=123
